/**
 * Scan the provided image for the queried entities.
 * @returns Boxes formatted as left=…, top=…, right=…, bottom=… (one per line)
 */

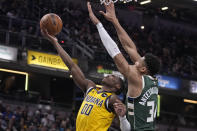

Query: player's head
left=135, top=53, right=161, bottom=76
left=101, top=75, right=124, bottom=95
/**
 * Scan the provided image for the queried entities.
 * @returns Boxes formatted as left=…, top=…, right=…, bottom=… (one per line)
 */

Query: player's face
left=102, top=75, right=121, bottom=91
left=102, top=75, right=116, bottom=85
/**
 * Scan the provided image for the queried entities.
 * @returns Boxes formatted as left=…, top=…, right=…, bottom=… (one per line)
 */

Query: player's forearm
left=96, top=23, right=128, bottom=77
left=50, top=41, right=89, bottom=91
left=52, top=41, right=74, bottom=69
left=119, top=115, right=131, bottom=131
left=112, top=18, right=137, bottom=51
left=96, top=23, right=121, bottom=58
left=51, top=41, right=86, bottom=81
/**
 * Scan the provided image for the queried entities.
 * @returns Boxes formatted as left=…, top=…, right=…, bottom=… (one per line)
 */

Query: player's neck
left=101, top=86, right=111, bottom=92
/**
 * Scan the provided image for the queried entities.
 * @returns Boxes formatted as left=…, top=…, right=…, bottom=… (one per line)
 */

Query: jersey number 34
left=147, top=101, right=157, bottom=122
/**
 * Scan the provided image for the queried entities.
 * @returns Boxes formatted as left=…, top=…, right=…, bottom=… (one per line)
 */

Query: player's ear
left=140, top=66, right=147, bottom=73
left=114, top=84, right=121, bottom=95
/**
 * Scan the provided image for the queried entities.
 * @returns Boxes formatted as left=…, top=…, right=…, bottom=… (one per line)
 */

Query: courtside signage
left=190, top=81, right=197, bottom=94
left=0, top=45, right=18, bottom=61
left=27, top=50, right=77, bottom=70
left=156, top=75, right=180, bottom=90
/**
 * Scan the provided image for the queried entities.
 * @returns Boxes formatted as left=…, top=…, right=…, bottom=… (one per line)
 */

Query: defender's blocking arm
left=99, top=2, right=141, bottom=63
left=87, top=2, right=130, bottom=78
left=41, top=29, right=95, bottom=92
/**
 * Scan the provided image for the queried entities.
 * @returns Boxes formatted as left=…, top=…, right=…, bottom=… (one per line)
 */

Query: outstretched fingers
left=41, top=28, right=49, bottom=37
left=87, top=2, right=93, bottom=14
left=110, top=1, right=114, bottom=8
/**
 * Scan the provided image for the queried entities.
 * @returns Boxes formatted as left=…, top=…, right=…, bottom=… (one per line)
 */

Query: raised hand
left=87, top=2, right=100, bottom=25
left=41, top=29, right=58, bottom=43
left=99, top=0, right=117, bottom=22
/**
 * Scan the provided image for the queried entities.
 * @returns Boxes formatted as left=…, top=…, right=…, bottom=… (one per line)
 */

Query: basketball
left=40, top=13, right=63, bottom=36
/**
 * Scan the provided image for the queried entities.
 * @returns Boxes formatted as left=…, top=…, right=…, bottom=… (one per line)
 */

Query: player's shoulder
left=86, top=86, right=97, bottom=94
left=86, top=79, right=96, bottom=89
left=143, top=75, right=157, bottom=83
left=85, top=79, right=96, bottom=93
left=108, top=94, right=121, bottom=105
left=86, top=86, right=107, bottom=95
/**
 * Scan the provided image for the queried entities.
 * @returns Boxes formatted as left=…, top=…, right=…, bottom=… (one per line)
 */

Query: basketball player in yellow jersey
left=76, top=84, right=117, bottom=131
left=41, top=29, right=125, bottom=131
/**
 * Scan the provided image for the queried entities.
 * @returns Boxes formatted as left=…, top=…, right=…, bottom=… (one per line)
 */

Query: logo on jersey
left=85, top=95, right=104, bottom=107
left=102, top=93, right=107, bottom=97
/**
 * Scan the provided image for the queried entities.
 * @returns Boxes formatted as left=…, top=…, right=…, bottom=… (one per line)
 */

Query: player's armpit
left=126, top=65, right=144, bottom=97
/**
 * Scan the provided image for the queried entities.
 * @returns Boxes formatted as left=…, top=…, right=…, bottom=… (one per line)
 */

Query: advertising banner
left=189, top=81, right=197, bottom=94
left=0, top=45, right=18, bottom=61
left=156, top=75, right=180, bottom=90
left=27, top=50, right=77, bottom=71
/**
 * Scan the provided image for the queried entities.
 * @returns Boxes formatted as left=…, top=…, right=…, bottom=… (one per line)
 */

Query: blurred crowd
left=0, top=99, right=122, bottom=131
left=0, top=0, right=196, bottom=79
left=0, top=1, right=197, bottom=131
left=57, top=1, right=197, bottom=78
left=0, top=100, right=75, bottom=131
left=0, top=97, right=196, bottom=131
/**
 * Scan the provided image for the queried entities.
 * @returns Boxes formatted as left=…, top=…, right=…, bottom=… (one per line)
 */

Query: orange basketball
left=40, top=13, right=63, bottom=36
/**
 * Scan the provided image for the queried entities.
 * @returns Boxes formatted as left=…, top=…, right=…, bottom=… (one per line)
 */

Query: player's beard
left=101, top=79, right=112, bottom=88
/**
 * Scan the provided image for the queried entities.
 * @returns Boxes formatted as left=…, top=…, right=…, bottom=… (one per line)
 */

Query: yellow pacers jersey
left=76, top=87, right=115, bottom=131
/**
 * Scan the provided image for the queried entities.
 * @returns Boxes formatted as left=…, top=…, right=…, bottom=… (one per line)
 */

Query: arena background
left=0, top=0, right=197, bottom=130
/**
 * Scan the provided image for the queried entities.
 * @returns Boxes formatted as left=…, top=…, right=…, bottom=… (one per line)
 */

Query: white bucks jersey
left=126, top=75, right=158, bottom=131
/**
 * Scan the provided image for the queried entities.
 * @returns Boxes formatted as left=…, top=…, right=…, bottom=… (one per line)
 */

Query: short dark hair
left=115, top=77, right=125, bottom=95
left=144, top=53, right=161, bottom=76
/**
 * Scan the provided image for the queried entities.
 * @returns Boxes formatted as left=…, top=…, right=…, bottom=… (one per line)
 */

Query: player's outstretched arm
left=88, top=2, right=130, bottom=78
left=87, top=2, right=100, bottom=25
left=100, top=2, right=141, bottom=63
left=41, top=29, right=95, bottom=92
